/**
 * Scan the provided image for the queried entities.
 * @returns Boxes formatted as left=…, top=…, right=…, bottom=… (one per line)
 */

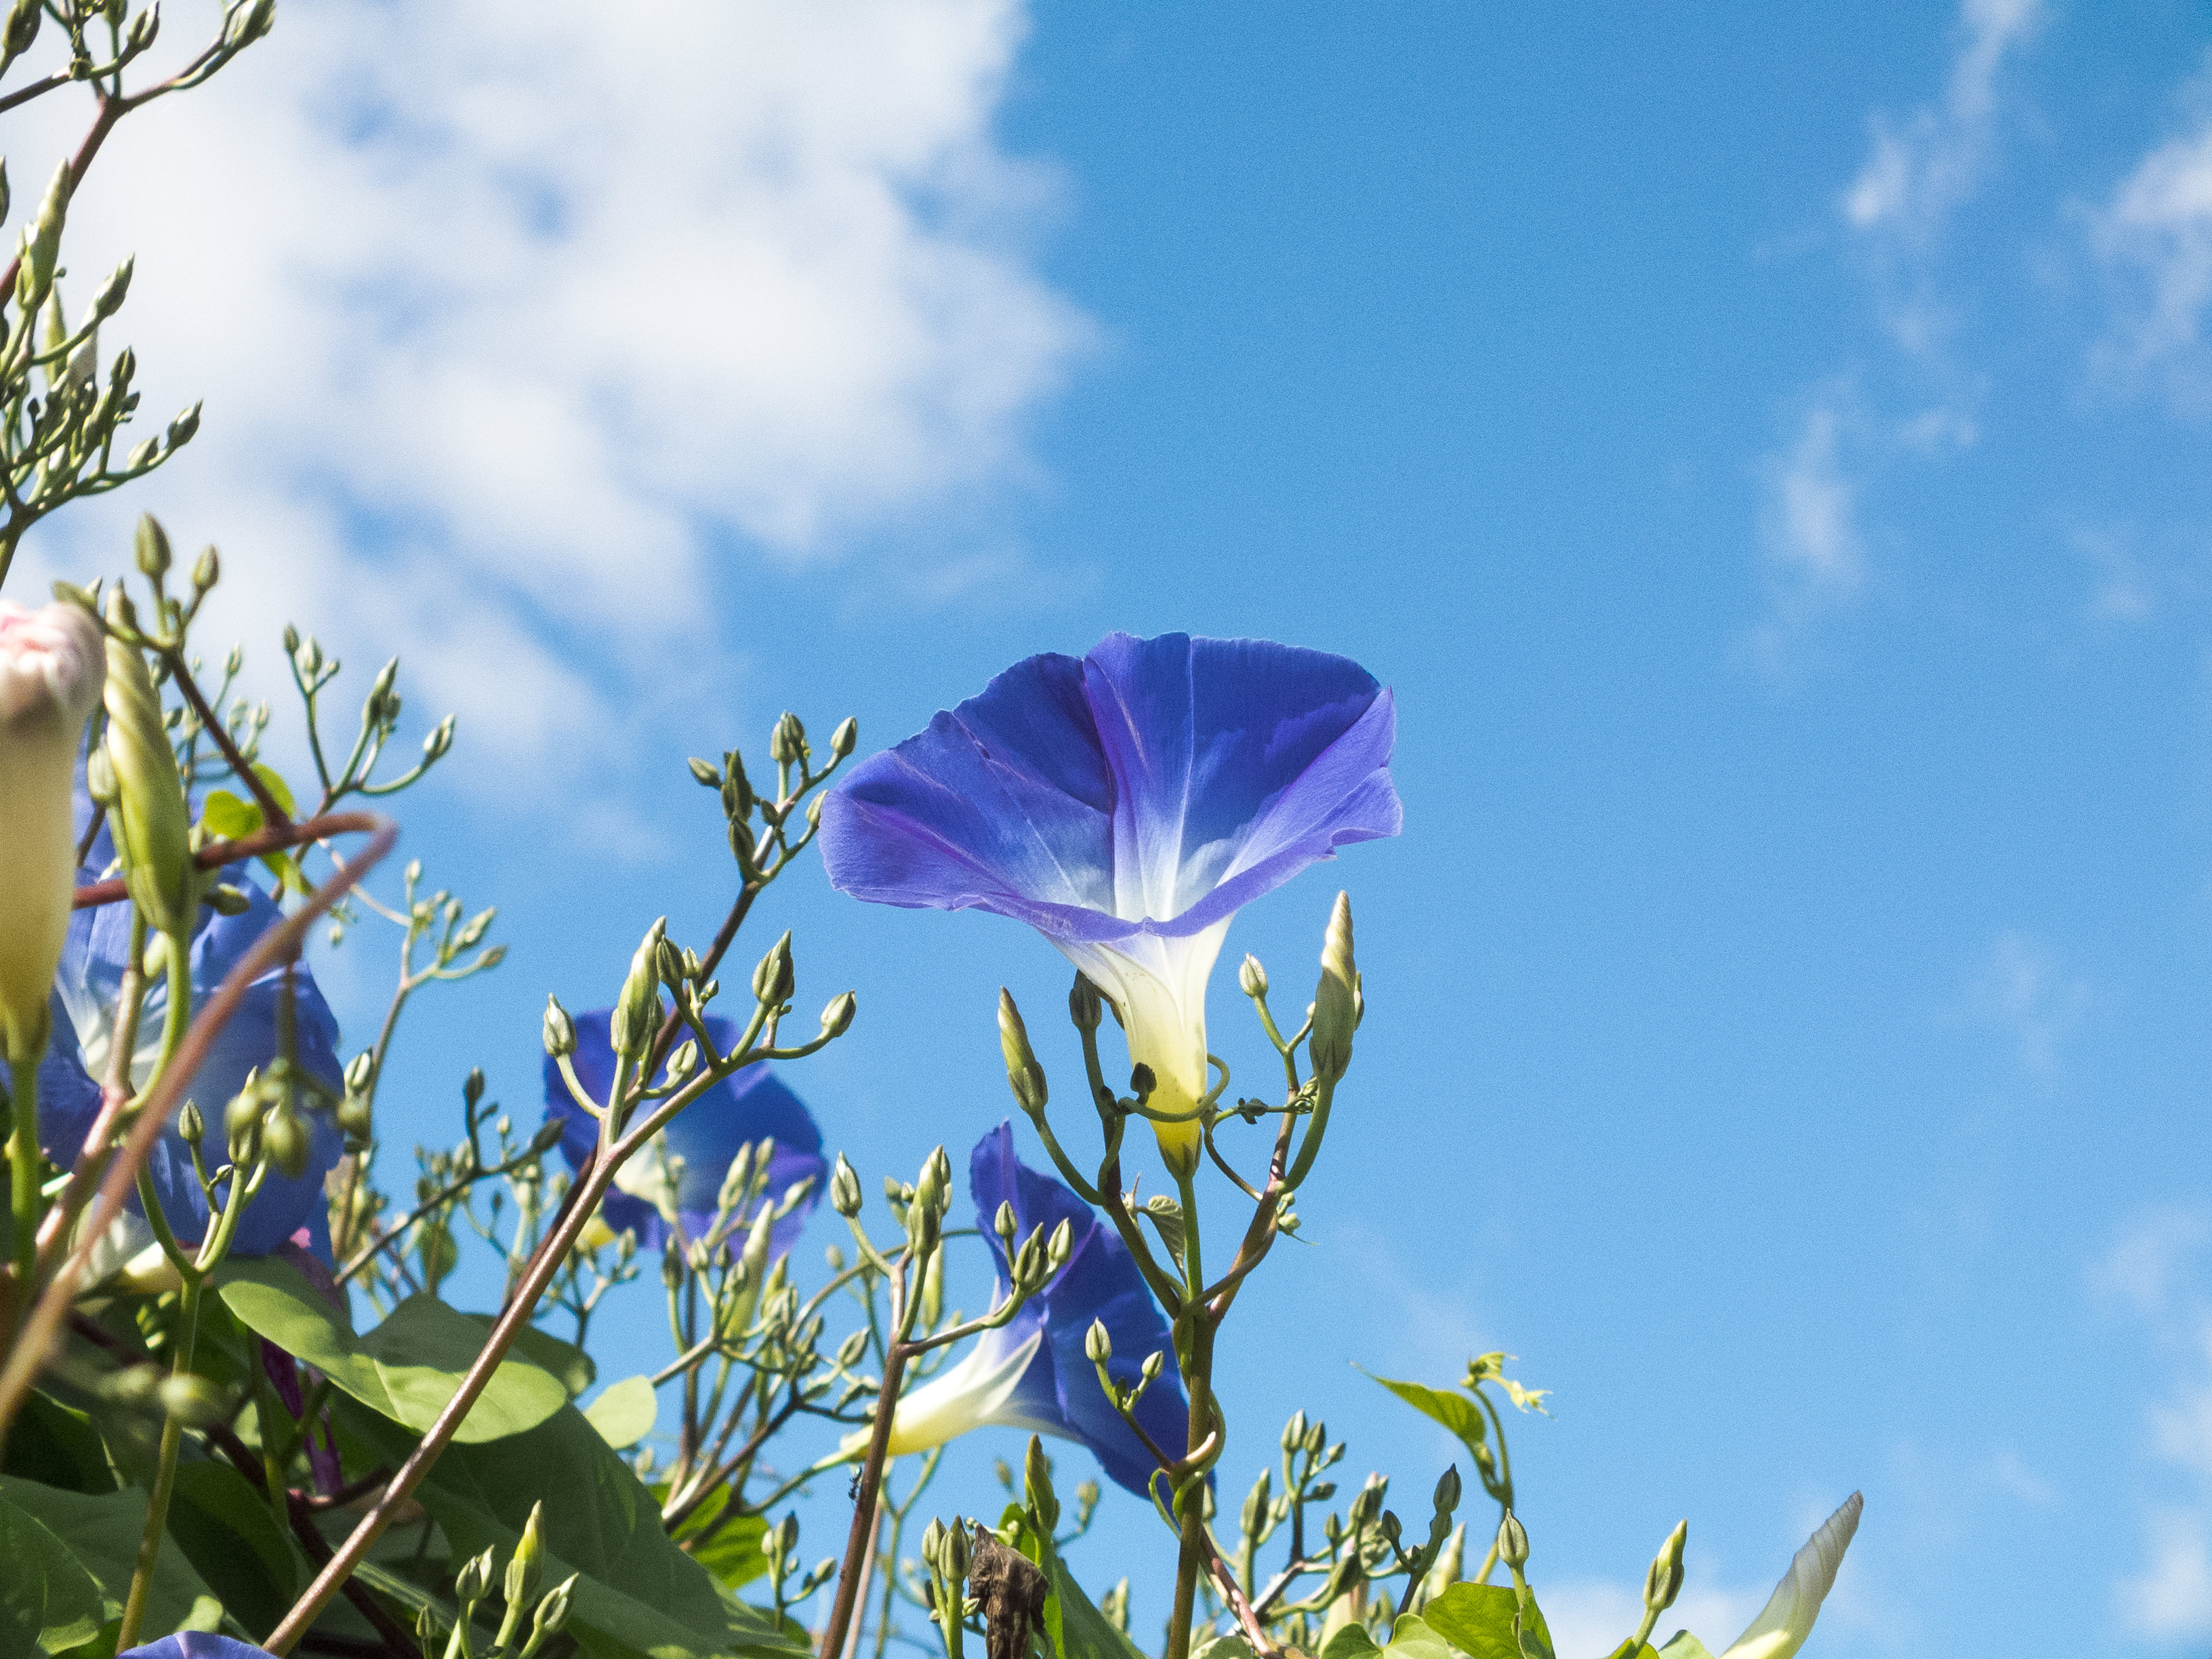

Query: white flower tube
left=1719, top=1492, right=1863, bottom=1659
left=0, top=600, right=103, bottom=1057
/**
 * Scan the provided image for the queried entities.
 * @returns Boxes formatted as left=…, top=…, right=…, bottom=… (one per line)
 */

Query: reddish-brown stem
left=821, top=1332, right=910, bottom=1659
left=71, top=811, right=359, bottom=908
left=169, top=652, right=289, bottom=826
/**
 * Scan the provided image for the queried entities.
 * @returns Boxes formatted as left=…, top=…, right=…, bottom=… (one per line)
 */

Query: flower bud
left=101, top=611, right=195, bottom=938
left=1, top=0, right=40, bottom=64
left=610, top=918, right=668, bottom=1059
left=998, top=989, right=1048, bottom=1116
left=506, top=1500, right=546, bottom=1607
left=262, top=1104, right=308, bottom=1179
left=920, top=1517, right=946, bottom=1571
left=134, top=514, right=171, bottom=579
left=830, top=716, right=858, bottom=758
left=1497, top=1511, right=1529, bottom=1571
left=1141, top=1350, right=1164, bottom=1383
left=770, top=710, right=806, bottom=764
left=1242, top=1469, right=1273, bottom=1537
left=1643, top=1519, right=1687, bottom=1614
left=0, top=600, right=102, bottom=1053
left=454, top=1547, right=496, bottom=1605
left=1068, top=972, right=1102, bottom=1032
left=542, top=994, right=576, bottom=1059
left=1085, top=1318, right=1113, bottom=1364
left=1282, top=1411, right=1307, bottom=1454
left=820, top=990, right=856, bottom=1040
left=1025, top=1435, right=1060, bottom=1533
left=1433, top=1465, right=1462, bottom=1517
left=687, top=756, right=720, bottom=787
left=937, top=1515, right=970, bottom=1582
left=1046, top=1217, right=1071, bottom=1273
left=1238, top=954, right=1269, bottom=998
left=531, top=1575, right=578, bottom=1644
left=829, top=1154, right=861, bottom=1217
left=751, top=930, right=794, bottom=1007
left=1308, top=892, right=1357, bottom=1086
left=15, top=161, right=66, bottom=310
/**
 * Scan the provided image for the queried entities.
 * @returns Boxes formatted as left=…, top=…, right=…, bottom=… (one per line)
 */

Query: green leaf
left=164, top=1460, right=305, bottom=1639
left=1420, top=1584, right=1553, bottom=1659
left=1603, top=1644, right=1660, bottom=1659
left=1360, top=1369, right=1488, bottom=1462
left=249, top=762, right=298, bottom=819
left=0, top=1475, right=224, bottom=1641
left=462, top=1314, right=595, bottom=1398
left=216, top=1260, right=569, bottom=1443
left=584, top=1376, right=659, bottom=1449
left=1191, top=1635, right=1255, bottom=1659
left=0, top=1485, right=106, bottom=1655
left=1656, top=1637, right=1718, bottom=1659
left=1, top=1391, right=117, bottom=1495
left=661, top=1482, right=769, bottom=1591
left=1320, top=1623, right=1385, bottom=1659
left=340, top=1396, right=806, bottom=1659
left=1386, top=1613, right=1458, bottom=1659
left=200, top=787, right=262, bottom=842
left=1050, top=1556, right=1149, bottom=1659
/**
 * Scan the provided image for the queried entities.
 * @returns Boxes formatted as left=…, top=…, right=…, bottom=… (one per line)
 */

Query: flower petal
left=1719, top=1492, right=1863, bottom=1659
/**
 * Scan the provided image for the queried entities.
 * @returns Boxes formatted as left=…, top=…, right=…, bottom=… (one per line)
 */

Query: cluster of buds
left=429, top=1502, right=577, bottom=1659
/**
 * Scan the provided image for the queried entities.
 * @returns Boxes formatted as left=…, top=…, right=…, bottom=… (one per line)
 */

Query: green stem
left=115, top=1274, right=197, bottom=1647
left=9, top=1025, right=45, bottom=1336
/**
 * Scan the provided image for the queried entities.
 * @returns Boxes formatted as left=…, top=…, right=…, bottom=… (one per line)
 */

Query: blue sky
left=24, top=0, right=2212, bottom=1652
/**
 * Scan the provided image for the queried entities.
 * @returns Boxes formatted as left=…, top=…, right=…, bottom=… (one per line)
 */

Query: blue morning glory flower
left=41, top=808, right=344, bottom=1264
left=874, top=1122, right=1190, bottom=1498
left=119, top=1635, right=270, bottom=1658
left=819, top=633, right=1399, bottom=1167
left=539, top=1008, right=826, bottom=1255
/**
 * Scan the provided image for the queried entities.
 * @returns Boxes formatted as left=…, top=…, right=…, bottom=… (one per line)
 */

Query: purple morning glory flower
left=872, top=1122, right=1191, bottom=1498
left=40, top=804, right=344, bottom=1263
left=819, top=633, right=1399, bottom=1167
left=119, top=1635, right=272, bottom=1658
left=540, top=1009, right=826, bottom=1255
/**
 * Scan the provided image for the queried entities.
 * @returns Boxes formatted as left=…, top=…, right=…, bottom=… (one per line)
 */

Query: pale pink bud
left=0, top=600, right=104, bottom=1055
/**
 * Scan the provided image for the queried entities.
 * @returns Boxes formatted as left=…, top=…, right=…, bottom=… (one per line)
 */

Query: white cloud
left=1969, top=930, right=2090, bottom=1074
left=1845, top=0, right=2039, bottom=241
left=1752, top=398, right=1864, bottom=676
left=2072, top=525, right=2156, bottom=621
left=2097, top=1210, right=2212, bottom=1639
left=2087, top=66, right=2212, bottom=406
left=9, top=0, right=1089, bottom=790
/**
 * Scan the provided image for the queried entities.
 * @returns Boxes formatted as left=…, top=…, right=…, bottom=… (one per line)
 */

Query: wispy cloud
left=1843, top=0, right=2041, bottom=356
left=1969, top=930, right=2091, bottom=1074
left=2087, top=62, right=2212, bottom=409
left=1752, top=1, right=2038, bottom=672
left=2095, top=1208, right=2212, bottom=1639
left=9, top=0, right=1090, bottom=793
left=1753, top=396, right=1865, bottom=676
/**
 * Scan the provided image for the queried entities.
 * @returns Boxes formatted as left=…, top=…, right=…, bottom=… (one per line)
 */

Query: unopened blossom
left=0, top=599, right=102, bottom=1056
left=1716, top=1492, right=1862, bottom=1659
left=820, top=633, right=1399, bottom=1170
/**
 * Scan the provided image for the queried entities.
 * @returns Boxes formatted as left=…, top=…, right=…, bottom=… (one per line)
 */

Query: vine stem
left=820, top=1258, right=912, bottom=1659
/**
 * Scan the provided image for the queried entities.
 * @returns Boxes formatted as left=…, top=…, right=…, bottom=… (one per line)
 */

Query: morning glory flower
left=43, top=808, right=344, bottom=1262
left=1715, top=1492, right=1862, bottom=1659
left=119, top=1635, right=269, bottom=1658
left=540, top=1008, right=826, bottom=1255
left=873, top=1122, right=1190, bottom=1498
left=819, top=633, right=1399, bottom=1168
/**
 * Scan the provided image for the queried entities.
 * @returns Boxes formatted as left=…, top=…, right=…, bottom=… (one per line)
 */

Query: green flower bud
left=2, top=0, right=41, bottom=64
left=666, top=1038, right=698, bottom=1084
left=769, top=710, right=806, bottom=764
left=920, top=1517, right=945, bottom=1572
left=1084, top=1317, right=1112, bottom=1364
left=750, top=930, right=794, bottom=1008
left=1238, top=954, right=1268, bottom=998
left=997, top=988, right=1048, bottom=1115
left=829, top=1153, right=862, bottom=1218
left=178, top=1099, right=204, bottom=1147
left=533, top=1576, right=578, bottom=1645
left=1308, top=892, right=1357, bottom=1086
left=687, top=755, right=720, bottom=787
left=1282, top=1410, right=1307, bottom=1454
left=1068, top=972, right=1102, bottom=1032
left=134, top=514, right=171, bottom=579
left=609, top=917, right=667, bottom=1059
left=1025, top=1435, right=1059, bottom=1533
left=1643, top=1519, right=1687, bottom=1614
left=1141, top=1350, right=1164, bottom=1383
left=830, top=715, right=858, bottom=758
left=1046, top=1216, right=1072, bottom=1273
left=506, top=1499, right=546, bottom=1607
left=191, top=546, right=220, bottom=591
left=542, top=994, right=576, bottom=1058
left=101, top=613, right=195, bottom=937
left=1497, top=1511, right=1529, bottom=1570
left=454, top=1546, right=496, bottom=1606
left=939, top=1515, right=970, bottom=1582
left=262, top=1105, right=308, bottom=1179
left=819, top=989, right=856, bottom=1040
